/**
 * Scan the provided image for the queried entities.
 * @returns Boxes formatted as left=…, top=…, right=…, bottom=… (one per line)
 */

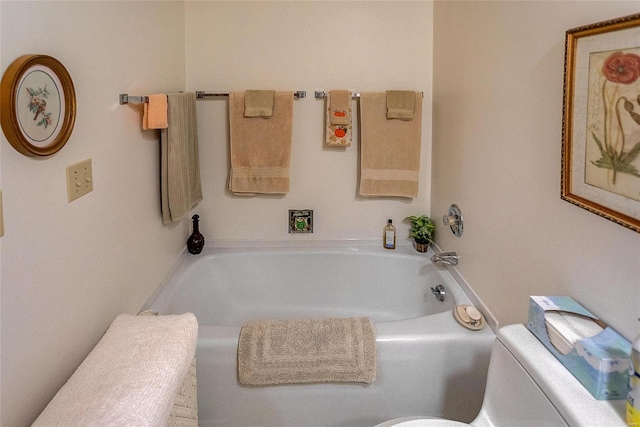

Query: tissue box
left=527, top=296, right=631, bottom=400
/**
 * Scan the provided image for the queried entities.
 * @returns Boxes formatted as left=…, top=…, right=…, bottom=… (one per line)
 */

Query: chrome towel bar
left=314, top=91, right=360, bottom=99
left=119, top=91, right=307, bottom=104
left=314, top=91, right=423, bottom=99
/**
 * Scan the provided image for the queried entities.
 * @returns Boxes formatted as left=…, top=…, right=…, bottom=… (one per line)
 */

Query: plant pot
left=413, top=239, right=430, bottom=253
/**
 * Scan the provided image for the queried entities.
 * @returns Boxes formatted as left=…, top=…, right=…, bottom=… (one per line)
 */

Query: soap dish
left=453, top=304, right=485, bottom=331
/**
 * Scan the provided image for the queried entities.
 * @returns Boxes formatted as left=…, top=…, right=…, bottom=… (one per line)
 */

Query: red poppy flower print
left=601, top=51, right=640, bottom=84
left=590, top=50, right=640, bottom=186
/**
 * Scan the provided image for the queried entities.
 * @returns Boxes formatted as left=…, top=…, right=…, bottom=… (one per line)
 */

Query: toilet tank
left=472, top=324, right=625, bottom=427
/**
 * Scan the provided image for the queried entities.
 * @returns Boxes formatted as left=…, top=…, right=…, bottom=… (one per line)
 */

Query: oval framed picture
left=1, top=54, right=76, bottom=157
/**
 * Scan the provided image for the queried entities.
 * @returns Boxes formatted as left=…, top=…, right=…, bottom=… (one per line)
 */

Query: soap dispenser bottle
left=187, top=214, right=205, bottom=255
left=383, top=219, right=396, bottom=250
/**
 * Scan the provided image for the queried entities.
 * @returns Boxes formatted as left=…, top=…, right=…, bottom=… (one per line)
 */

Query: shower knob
left=443, top=204, right=463, bottom=237
left=442, top=215, right=457, bottom=226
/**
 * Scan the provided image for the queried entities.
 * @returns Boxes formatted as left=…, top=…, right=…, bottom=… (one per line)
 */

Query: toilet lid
left=374, top=417, right=470, bottom=427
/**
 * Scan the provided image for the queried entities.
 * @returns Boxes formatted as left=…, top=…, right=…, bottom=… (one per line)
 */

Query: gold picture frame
left=562, top=13, right=640, bottom=233
left=1, top=54, right=76, bottom=157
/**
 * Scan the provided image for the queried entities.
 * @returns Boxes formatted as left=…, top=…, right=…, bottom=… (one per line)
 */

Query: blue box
left=527, top=296, right=631, bottom=400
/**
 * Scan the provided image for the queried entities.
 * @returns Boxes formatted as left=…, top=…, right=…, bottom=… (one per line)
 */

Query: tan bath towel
left=386, top=90, right=415, bottom=120
left=161, top=92, right=203, bottom=224
left=237, top=317, right=377, bottom=386
left=359, top=91, right=422, bottom=198
left=229, top=91, right=294, bottom=195
left=326, top=90, right=352, bottom=147
left=244, top=90, right=275, bottom=117
left=143, top=94, right=168, bottom=130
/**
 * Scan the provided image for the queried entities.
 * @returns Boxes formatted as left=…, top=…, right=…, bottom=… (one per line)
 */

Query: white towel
left=33, top=313, right=198, bottom=427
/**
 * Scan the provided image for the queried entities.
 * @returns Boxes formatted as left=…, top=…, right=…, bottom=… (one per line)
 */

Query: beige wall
left=0, top=2, right=433, bottom=424
left=1, top=0, right=639, bottom=425
left=185, top=1, right=433, bottom=242
left=0, top=3, right=3, bottom=423
left=0, top=2, right=187, bottom=425
left=432, top=1, right=640, bottom=340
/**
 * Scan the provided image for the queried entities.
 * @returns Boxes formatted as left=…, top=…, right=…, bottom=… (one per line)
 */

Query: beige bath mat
left=237, top=317, right=377, bottom=385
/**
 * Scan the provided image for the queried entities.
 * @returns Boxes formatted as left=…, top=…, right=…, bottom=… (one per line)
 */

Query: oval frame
left=1, top=54, right=76, bottom=157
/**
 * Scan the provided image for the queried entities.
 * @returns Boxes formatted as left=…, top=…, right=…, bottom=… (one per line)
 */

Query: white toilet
left=375, top=324, right=625, bottom=427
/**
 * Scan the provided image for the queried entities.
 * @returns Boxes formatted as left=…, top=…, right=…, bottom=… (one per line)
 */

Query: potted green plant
left=404, top=215, right=435, bottom=253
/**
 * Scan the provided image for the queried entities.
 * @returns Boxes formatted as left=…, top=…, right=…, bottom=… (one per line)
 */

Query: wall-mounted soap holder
left=443, top=204, right=463, bottom=237
left=289, top=210, right=313, bottom=233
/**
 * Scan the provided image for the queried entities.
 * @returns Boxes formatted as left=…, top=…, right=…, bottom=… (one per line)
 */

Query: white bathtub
left=143, top=244, right=496, bottom=427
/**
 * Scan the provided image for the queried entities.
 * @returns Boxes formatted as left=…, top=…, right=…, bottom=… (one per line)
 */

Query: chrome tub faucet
left=431, top=251, right=458, bottom=266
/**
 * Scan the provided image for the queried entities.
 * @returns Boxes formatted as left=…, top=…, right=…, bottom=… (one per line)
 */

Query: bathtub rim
left=140, top=240, right=498, bottom=333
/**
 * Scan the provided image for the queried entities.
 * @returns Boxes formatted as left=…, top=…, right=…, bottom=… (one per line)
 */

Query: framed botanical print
left=1, top=54, right=76, bottom=157
left=562, top=14, right=640, bottom=233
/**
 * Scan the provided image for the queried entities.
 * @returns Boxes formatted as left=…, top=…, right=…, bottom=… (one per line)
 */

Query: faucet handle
left=443, top=204, right=463, bottom=237
left=442, top=214, right=457, bottom=226
left=430, top=285, right=446, bottom=302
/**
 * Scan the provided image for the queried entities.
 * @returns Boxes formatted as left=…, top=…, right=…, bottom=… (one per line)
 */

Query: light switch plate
left=66, top=159, right=93, bottom=202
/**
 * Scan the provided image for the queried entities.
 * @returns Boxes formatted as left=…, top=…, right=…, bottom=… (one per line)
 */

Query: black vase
left=187, top=214, right=205, bottom=255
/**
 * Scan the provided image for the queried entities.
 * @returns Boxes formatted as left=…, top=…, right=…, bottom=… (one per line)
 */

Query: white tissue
left=544, top=311, right=603, bottom=355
